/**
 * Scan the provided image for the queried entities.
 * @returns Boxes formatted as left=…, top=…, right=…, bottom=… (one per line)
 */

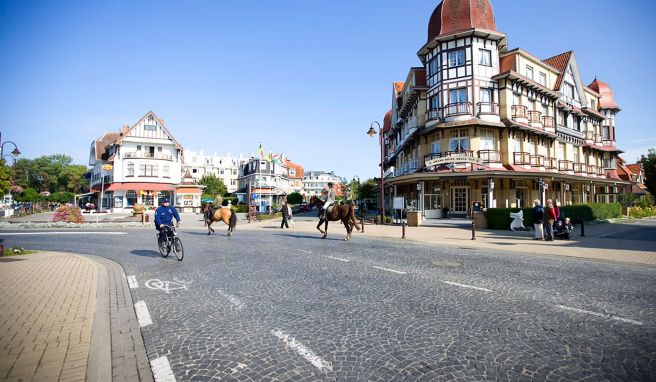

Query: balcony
left=446, top=150, right=476, bottom=158
left=596, top=167, right=605, bottom=176
left=545, top=157, right=558, bottom=170
left=584, top=131, right=595, bottom=142
left=559, top=160, right=574, bottom=172
left=528, top=111, right=543, bottom=128
left=423, top=152, right=442, bottom=165
left=573, top=162, right=585, bottom=174
left=478, top=150, right=502, bottom=163
left=594, top=134, right=603, bottom=144
left=587, top=165, right=597, bottom=175
left=443, top=102, right=473, bottom=118
left=542, top=116, right=555, bottom=128
left=602, top=139, right=615, bottom=147
left=511, top=105, right=528, bottom=121
left=123, top=152, right=174, bottom=161
left=530, top=155, right=545, bottom=167
left=476, top=102, right=499, bottom=116
left=426, top=108, right=440, bottom=122
left=513, top=152, right=531, bottom=165
left=397, top=158, right=419, bottom=176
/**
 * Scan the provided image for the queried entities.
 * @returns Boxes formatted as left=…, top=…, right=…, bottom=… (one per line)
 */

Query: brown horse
left=201, top=203, right=237, bottom=237
left=309, top=196, right=361, bottom=240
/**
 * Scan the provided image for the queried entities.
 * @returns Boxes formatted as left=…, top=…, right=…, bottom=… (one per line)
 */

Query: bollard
left=471, top=219, right=476, bottom=240
left=580, top=219, right=585, bottom=237
left=402, top=222, right=406, bottom=239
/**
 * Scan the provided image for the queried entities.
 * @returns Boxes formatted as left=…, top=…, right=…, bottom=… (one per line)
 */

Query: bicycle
left=157, top=224, right=184, bottom=261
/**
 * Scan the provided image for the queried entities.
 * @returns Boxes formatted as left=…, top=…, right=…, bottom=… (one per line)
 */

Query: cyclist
left=155, top=197, right=181, bottom=252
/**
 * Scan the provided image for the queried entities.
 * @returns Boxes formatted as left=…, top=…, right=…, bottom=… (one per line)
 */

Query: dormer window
left=565, top=83, right=575, bottom=99
left=525, top=65, right=533, bottom=80
left=448, top=49, right=465, bottom=67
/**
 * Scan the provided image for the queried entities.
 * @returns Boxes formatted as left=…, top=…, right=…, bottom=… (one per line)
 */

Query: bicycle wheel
left=159, top=237, right=170, bottom=258
left=173, top=237, right=184, bottom=261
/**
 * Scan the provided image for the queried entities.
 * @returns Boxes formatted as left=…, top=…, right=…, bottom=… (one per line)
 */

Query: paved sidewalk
left=0, top=252, right=152, bottom=382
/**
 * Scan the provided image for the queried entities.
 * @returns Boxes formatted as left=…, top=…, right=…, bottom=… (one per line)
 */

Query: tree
left=199, top=174, right=227, bottom=196
left=359, top=178, right=377, bottom=200
left=0, top=160, right=12, bottom=196
left=16, top=188, right=43, bottom=202
left=286, top=192, right=303, bottom=205
left=641, top=148, right=656, bottom=198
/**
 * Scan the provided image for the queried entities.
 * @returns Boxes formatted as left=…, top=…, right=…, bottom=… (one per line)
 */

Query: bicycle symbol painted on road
left=145, top=278, right=191, bottom=293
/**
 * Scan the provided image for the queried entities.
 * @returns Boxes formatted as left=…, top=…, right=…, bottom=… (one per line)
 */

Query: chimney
left=120, top=125, right=129, bottom=136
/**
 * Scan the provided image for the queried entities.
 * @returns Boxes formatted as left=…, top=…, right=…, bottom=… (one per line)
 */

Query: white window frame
left=448, top=49, right=465, bottom=67
left=479, top=49, right=491, bottom=66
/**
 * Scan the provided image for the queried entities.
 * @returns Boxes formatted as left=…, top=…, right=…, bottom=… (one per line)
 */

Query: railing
left=123, top=152, right=173, bottom=160
left=446, top=150, right=475, bottom=158
left=397, top=158, right=419, bottom=176
left=594, top=134, right=603, bottom=144
left=528, top=111, right=542, bottom=124
left=545, top=157, right=558, bottom=170
left=602, top=139, right=614, bottom=147
left=584, top=131, right=595, bottom=141
left=573, top=162, right=585, bottom=173
left=530, top=155, right=545, bottom=167
left=426, top=108, right=440, bottom=122
left=476, top=102, right=499, bottom=116
left=542, top=116, right=555, bottom=128
left=559, top=160, right=574, bottom=172
left=423, top=152, right=442, bottom=164
left=587, top=165, right=597, bottom=175
left=478, top=150, right=502, bottom=163
left=511, top=105, right=528, bottom=119
left=513, top=152, right=531, bottom=165
left=443, top=102, right=473, bottom=118
left=596, top=168, right=604, bottom=176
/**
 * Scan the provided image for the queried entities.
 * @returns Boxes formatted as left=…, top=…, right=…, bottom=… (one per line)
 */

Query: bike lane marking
left=441, top=281, right=492, bottom=292
left=372, top=266, right=407, bottom=275
left=326, top=256, right=350, bottom=262
left=150, top=356, right=177, bottom=382
left=555, top=305, right=644, bottom=326
left=272, top=330, right=333, bottom=372
left=134, top=300, right=153, bottom=327
left=127, top=275, right=139, bottom=289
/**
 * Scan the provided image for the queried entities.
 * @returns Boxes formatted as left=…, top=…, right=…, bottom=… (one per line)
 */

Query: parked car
left=299, top=202, right=310, bottom=212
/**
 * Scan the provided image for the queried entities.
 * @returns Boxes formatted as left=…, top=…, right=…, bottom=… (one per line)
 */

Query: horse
left=309, top=196, right=361, bottom=241
left=201, top=203, right=237, bottom=237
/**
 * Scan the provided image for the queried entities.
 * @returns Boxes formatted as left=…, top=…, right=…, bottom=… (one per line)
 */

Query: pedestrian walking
left=287, top=204, right=295, bottom=228
left=544, top=199, right=556, bottom=241
left=280, top=201, right=290, bottom=229
left=532, top=199, right=544, bottom=240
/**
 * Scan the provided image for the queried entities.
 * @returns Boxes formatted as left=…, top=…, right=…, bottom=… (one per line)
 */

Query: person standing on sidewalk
left=532, top=199, right=544, bottom=240
left=280, top=201, right=290, bottom=229
left=544, top=199, right=556, bottom=241
left=286, top=203, right=295, bottom=228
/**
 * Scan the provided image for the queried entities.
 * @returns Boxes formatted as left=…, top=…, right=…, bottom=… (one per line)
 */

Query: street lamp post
left=366, top=121, right=385, bottom=224
left=352, top=175, right=360, bottom=218
left=0, top=132, right=21, bottom=204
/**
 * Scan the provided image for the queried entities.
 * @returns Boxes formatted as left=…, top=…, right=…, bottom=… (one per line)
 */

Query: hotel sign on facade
left=425, top=154, right=484, bottom=167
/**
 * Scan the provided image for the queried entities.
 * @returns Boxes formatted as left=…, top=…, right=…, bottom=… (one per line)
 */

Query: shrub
left=258, top=212, right=282, bottom=221
left=52, top=205, right=85, bottom=223
left=233, top=205, right=249, bottom=213
left=628, top=206, right=656, bottom=219
left=221, top=196, right=238, bottom=206
left=487, top=203, right=622, bottom=230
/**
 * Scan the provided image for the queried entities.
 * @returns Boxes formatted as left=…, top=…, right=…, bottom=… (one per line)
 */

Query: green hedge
left=487, top=203, right=622, bottom=230
left=628, top=206, right=656, bottom=219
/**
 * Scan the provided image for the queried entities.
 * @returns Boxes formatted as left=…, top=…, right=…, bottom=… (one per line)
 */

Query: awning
left=175, top=187, right=202, bottom=194
left=105, top=182, right=175, bottom=192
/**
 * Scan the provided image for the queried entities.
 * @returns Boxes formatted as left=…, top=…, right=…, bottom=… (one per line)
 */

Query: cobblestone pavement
left=2, top=223, right=655, bottom=381
left=0, top=253, right=97, bottom=381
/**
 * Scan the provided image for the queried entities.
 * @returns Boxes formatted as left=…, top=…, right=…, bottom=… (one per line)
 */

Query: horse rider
left=155, top=197, right=181, bottom=251
left=320, top=182, right=335, bottom=219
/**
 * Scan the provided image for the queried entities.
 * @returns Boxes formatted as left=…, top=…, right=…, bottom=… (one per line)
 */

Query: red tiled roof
left=93, top=132, right=120, bottom=160
left=588, top=78, right=619, bottom=110
left=383, top=110, right=392, bottom=133
left=428, top=0, right=496, bottom=41
left=605, top=169, right=621, bottom=180
left=626, top=163, right=642, bottom=174
left=175, top=187, right=202, bottom=194
left=415, top=69, right=427, bottom=87
left=543, top=51, right=572, bottom=90
left=499, top=52, right=516, bottom=73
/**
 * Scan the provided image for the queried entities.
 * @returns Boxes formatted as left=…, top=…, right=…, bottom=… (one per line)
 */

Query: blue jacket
left=155, top=205, right=181, bottom=226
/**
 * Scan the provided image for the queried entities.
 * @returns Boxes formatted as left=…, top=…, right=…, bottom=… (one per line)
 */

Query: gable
left=560, top=58, right=588, bottom=107
left=118, top=111, right=183, bottom=149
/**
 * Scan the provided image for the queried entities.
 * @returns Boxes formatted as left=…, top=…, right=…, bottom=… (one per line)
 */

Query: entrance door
left=424, top=193, right=443, bottom=218
left=451, top=187, right=468, bottom=215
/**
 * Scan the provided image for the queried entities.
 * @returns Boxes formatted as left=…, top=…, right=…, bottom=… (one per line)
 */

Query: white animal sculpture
left=509, top=210, right=527, bottom=231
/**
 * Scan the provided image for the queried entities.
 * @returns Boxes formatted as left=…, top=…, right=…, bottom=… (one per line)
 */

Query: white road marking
left=127, top=275, right=139, bottom=289
left=134, top=301, right=153, bottom=327
left=272, top=330, right=332, bottom=372
left=145, top=279, right=190, bottom=293
left=326, top=256, right=350, bottom=262
left=150, top=356, right=176, bottom=382
left=372, top=266, right=407, bottom=275
left=441, top=281, right=492, bottom=292
left=556, top=305, right=644, bottom=326
left=217, top=290, right=244, bottom=309
left=0, top=231, right=127, bottom=235
left=295, top=249, right=312, bottom=254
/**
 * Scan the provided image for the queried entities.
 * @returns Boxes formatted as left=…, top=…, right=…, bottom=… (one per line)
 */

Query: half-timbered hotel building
left=383, top=0, right=627, bottom=219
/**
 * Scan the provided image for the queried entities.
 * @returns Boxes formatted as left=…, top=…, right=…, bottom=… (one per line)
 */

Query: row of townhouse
left=380, top=0, right=640, bottom=219
left=88, top=112, right=344, bottom=212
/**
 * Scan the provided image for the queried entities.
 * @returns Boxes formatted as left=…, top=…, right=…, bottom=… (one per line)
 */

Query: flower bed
left=53, top=205, right=85, bottom=223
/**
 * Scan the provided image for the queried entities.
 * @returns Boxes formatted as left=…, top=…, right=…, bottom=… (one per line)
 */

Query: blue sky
left=1, top=0, right=654, bottom=181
